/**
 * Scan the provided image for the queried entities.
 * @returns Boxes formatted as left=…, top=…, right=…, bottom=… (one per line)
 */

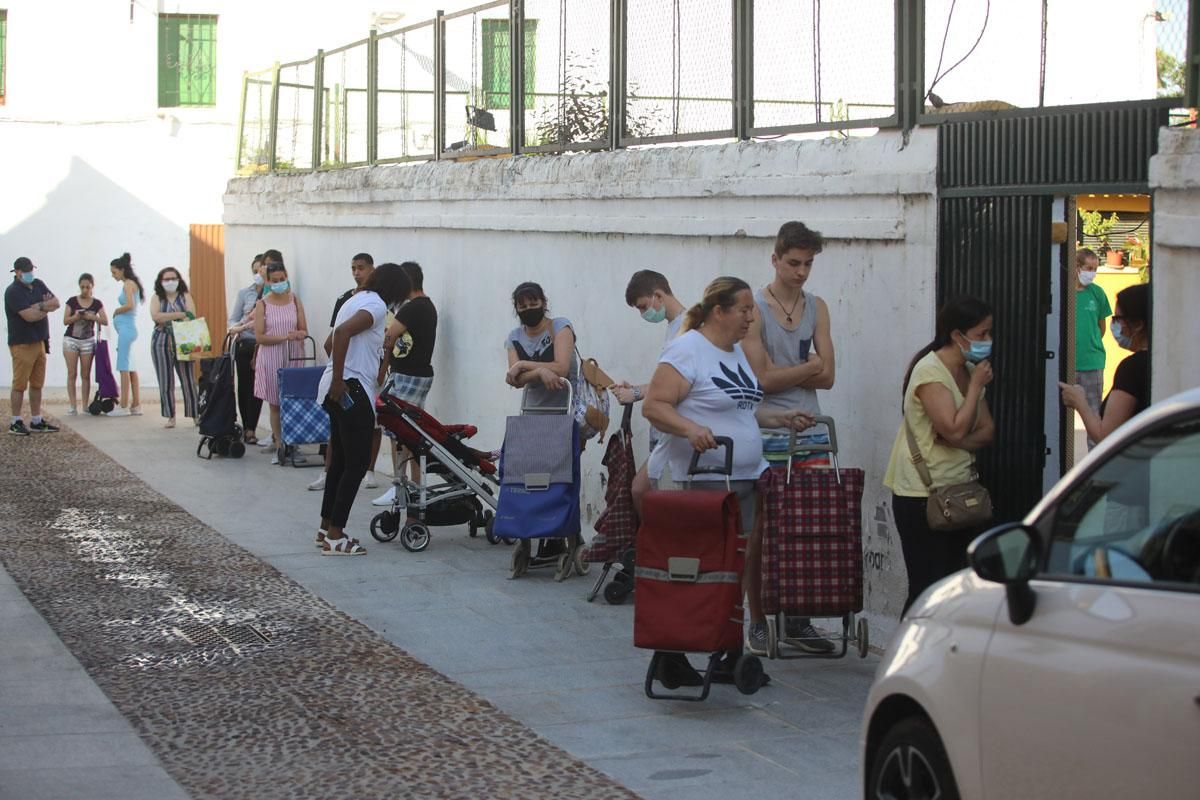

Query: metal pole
left=1187, top=0, right=1199, bottom=109
left=733, top=0, right=753, bottom=140
left=312, top=50, right=324, bottom=170
left=895, top=0, right=924, bottom=131
left=511, top=0, right=525, bottom=155
left=609, top=0, right=627, bottom=149
left=268, top=62, right=281, bottom=172
left=368, top=30, right=379, bottom=165
left=235, top=72, right=248, bottom=171
left=435, top=10, right=446, bottom=160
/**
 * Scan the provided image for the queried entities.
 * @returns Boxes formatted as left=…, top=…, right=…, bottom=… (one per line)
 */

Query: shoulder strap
left=902, top=414, right=935, bottom=489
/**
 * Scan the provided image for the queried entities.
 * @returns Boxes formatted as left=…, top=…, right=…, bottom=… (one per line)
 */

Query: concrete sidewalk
left=12, top=407, right=880, bottom=798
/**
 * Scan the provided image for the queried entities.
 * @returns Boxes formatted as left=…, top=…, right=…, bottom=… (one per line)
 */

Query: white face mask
left=1078, top=270, right=1097, bottom=287
left=162, top=279, right=179, bottom=293
left=252, top=273, right=264, bottom=286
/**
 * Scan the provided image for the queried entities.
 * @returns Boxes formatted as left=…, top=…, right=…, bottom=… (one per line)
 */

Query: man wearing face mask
left=228, top=254, right=267, bottom=444
left=1072, top=247, right=1111, bottom=449
left=613, top=270, right=686, bottom=514
left=6, top=257, right=61, bottom=435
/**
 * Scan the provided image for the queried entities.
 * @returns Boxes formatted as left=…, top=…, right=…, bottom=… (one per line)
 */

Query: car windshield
left=1046, top=417, right=1200, bottom=586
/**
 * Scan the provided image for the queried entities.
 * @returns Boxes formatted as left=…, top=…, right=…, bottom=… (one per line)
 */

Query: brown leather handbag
left=904, top=418, right=994, bottom=532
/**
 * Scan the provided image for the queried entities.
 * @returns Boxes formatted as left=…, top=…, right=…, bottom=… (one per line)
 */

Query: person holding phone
left=62, top=273, right=108, bottom=416
left=314, top=263, right=412, bottom=556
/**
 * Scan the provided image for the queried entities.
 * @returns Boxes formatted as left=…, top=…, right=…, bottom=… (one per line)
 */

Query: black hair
left=263, top=248, right=284, bottom=264
left=78, top=272, right=95, bottom=285
left=265, top=262, right=288, bottom=280
left=511, top=281, right=546, bottom=308
left=252, top=253, right=264, bottom=268
left=352, top=252, right=374, bottom=266
left=153, top=266, right=189, bottom=301
left=1115, top=283, right=1151, bottom=337
left=399, top=261, right=423, bottom=292
left=365, top=263, right=413, bottom=307
left=110, top=252, right=145, bottom=300
left=625, top=269, right=673, bottom=307
left=774, top=221, right=824, bottom=256
left=682, top=276, right=752, bottom=333
left=902, top=295, right=994, bottom=398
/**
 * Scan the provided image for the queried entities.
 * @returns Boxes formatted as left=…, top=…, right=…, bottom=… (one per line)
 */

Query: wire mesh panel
left=752, top=0, right=895, bottom=132
left=323, top=40, right=370, bottom=167
left=522, top=0, right=612, bottom=150
left=238, top=72, right=273, bottom=173
left=378, top=22, right=438, bottom=161
left=625, top=0, right=735, bottom=142
left=443, top=2, right=514, bottom=155
left=275, top=59, right=317, bottom=171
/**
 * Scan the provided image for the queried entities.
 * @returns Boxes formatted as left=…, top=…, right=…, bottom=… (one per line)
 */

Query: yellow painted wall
left=1095, top=269, right=1144, bottom=394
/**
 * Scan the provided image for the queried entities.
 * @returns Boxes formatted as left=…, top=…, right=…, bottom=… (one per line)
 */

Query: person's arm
left=228, top=291, right=246, bottom=330
left=506, top=326, right=574, bottom=389
left=755, top=406, right=817, bottom=433
left=1061, top=383, right=1137, bottom=444
left=95, top=303, right=109, bottom=326
left=1098, top=318, right=1107, bottom=337
left=63, top=301, right=79, bottom=326
left=253, top=300, right=278, bottom=344
left=611, top=381, right=649, bottom=405
left=149, top=299, right=177, bottom=325
left=741, top=312, right=824, bottom=394
left=917, top=361, right=992, bottom=448
left=379, top=318, right=409, bottom=385
left=799, top=298, right=835, bottom=390
left=289, top=298, right=309, bottom=341
left=38, top=285, right=60, bottom=313
left=642, top=362, right=716, bottom=452
left=113, top=280, right=137, bottom=315
left=327, top=309, right=376, bottom=402
left=958, top=397, right=995, bottom=452
left=16, top=298, right=52, bottom=323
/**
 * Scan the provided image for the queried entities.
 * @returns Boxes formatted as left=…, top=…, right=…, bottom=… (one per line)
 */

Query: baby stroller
left=370, top=389, right=500, bottom=552
left=87, top=324, right=119, bottom=415
left=196, top=333, right=245, bottom=459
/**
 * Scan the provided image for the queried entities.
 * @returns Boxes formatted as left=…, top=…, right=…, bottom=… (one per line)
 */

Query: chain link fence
left=238, top=0, right=1197, bottom=174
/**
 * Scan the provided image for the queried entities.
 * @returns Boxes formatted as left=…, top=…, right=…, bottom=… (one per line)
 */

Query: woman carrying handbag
left=884, top=296, right=996, bottom=614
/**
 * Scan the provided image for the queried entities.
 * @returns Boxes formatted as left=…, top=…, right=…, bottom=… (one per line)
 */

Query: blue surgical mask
left=252, top=273, right=265, bottom=286
left=961, top=338, right=992, bottom=364
left=641, top=300, right=667, bottom=324
left=1112, top=320, right=1133, bottom=349
left=18, top=271, right=34, bottom=285
left=269, top=280, right=290, bottom=294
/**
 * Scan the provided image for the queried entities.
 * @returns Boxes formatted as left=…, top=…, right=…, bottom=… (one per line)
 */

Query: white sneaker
left=129, top=406, right=143, bottom=416
left=371, top=485, right=397, bottom=507
left=259, top=436, right=275, bottom=449
left=270, top=452, right=280, bottom=466
left=307, top=473, right=326, bottom=492
left=107, top=407, right=131, bottom=417
left=67, top=406, right=78, bottom=416
left=362, top=470, right=379, bottom=489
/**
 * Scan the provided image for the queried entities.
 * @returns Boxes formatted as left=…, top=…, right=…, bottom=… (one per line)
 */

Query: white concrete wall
left=222, top=131, right=940, bottom=627
left=1149, top=128, right=1200, bottom=400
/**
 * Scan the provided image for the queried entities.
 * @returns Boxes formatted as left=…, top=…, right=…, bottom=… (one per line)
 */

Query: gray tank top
left=754, top=287, right=821, bottom=417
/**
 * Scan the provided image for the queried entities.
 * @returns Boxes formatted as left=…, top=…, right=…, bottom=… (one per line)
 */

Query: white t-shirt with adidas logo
left=647, top=329, right=769, bottom=482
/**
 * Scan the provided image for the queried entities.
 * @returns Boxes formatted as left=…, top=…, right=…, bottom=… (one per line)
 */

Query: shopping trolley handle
left=687, top=436, right=735, bottom=477
left=786, top=415, right=842, bottom=486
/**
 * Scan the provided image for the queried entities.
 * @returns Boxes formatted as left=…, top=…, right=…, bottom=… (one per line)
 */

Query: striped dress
left=253, top=297, right=299, bottom=405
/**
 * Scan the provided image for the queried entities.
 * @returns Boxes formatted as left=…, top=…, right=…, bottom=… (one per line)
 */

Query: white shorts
left=62, top=337, right=96, bottom=355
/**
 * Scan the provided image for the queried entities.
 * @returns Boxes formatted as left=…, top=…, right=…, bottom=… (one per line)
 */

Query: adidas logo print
left=712, top=362, right=764, bottom=406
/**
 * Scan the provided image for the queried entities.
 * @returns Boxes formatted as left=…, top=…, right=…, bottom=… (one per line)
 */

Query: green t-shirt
left=1075, top=283, right=1111, bottom=372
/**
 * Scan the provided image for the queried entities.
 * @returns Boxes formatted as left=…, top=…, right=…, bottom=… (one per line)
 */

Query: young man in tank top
left=742, top=220, right=837, bottom=654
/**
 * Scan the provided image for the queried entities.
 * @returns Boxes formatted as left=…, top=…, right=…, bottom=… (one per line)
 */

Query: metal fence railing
left=236, top=0, right=1199, bottom=174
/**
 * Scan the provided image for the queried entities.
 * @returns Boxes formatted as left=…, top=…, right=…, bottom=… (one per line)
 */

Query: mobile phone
left=338, top=392, right=355, bottom=411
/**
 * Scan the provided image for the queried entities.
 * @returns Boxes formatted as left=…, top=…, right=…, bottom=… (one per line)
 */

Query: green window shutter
left=158, top=14, right=217, bottom=107
left=480, top=19, right=536, bottom=111
left=1, top=10, right=8, bottom=103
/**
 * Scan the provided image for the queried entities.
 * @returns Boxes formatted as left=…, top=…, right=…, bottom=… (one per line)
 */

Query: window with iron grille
left=158, top=13, right=217, bottom=107
left=481, top=19, right=536, bottom=111
left=1, top=10, right=8, bottom=105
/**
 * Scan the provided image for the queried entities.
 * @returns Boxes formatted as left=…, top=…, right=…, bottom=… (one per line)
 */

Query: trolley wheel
left=213, top=437, right=230, bottom=456
left=370, top=511, right=401, bottom=543
left=553, top=552, right=572, bottom=582
left=400, top=522, right=431, bottom=552
left=484, top=514, right=500, bottom=545
left=603, top=581, right=630, bottom=605
left=856, top=617, right=870, bottom=659
left=206, top=438, right=219, bottom=457
left=733, top=654, right=764, bottom=695
left=228, top=440, right=246, bottom=458
left=510, top=539, right=530, bottom=578
left=572, top=545, right=590, bottom=577
left=101, top=398, right=115, bottom=413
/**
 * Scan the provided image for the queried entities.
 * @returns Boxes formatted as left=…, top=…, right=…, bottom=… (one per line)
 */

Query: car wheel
left=868, top=716, right=959, bottom=800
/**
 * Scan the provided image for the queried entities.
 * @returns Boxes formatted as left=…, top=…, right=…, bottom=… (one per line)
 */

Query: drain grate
left=175, top=623, right=271, bottom=648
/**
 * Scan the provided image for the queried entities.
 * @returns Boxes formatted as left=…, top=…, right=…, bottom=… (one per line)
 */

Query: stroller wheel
left=400, top=522, right=431, bottom=552
left=856, top=616, right=870, bottom=659
left=603, top=581, right=630, bottom=605
left=510, top=540, right=530, bottom=578
left=229, top=440, right=246, bottom=459
left=370, top=511, right=401, bottom=543
left=553, top=552, right=572, bottom=582
left=101, top=398, right=115, bottom=413
left=572, top=544, right=590, bottom=577
left=733, top=654, right=764, bottom=695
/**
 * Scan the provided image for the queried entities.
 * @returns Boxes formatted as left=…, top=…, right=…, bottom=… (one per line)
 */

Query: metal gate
left=938, top=196, right=1051, bottom=523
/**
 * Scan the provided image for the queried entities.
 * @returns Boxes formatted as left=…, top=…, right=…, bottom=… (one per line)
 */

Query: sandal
left=244, top=433, right=258, bottom=445
left=164, top=418, right=176, bottom=429
left=315, top=528, right=328, bottom=549
left=322, top=536, right=366, bottom=556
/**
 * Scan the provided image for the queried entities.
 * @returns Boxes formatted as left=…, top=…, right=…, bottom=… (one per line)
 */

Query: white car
left=860, top=387, right=1200, bottom=800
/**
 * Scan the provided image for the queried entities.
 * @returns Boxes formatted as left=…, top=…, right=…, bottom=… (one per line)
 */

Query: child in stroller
left=370, top=389, right=501, bottom=552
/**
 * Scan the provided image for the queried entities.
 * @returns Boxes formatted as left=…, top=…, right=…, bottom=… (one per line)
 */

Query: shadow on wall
left=1, top=157, right=187, bottom=390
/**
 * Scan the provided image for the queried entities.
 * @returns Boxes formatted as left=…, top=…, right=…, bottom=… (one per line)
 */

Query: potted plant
left=1080, top=210, right=1122, bottom=265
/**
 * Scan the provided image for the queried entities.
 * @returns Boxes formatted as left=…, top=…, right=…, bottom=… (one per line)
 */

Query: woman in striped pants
left=150, top=267, right=201, bottom=428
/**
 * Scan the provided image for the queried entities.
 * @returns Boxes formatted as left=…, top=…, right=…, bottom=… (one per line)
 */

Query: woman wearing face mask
left=62, top=273, right=108, bottom=416
left=1061, top=283, right=1150, bottom=444
left=149, top=267, right=201, bottom=428
left=504, top=282, right=577, bottom=410
left=254, top=262, right=308, bottom=463
left=108, top=252, right=145, bottom=416
left=227, top=254, right=266, bottom=443
left=884, top=295, right=996, bottom=613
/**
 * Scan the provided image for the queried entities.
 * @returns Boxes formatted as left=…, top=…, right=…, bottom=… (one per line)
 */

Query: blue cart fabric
left=493, top=413, right=581, bottom=541
left=278, top=365, right=330, bottom=447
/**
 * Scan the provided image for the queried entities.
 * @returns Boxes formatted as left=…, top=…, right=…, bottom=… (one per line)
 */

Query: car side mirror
left=968, top=524, right=1042, bottom=625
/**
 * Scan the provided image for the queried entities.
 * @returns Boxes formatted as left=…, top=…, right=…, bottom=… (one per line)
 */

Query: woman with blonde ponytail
left=642, top=276, right=817, bottom=684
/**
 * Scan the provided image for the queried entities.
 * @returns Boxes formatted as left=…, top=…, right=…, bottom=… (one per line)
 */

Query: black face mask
left=518, top=307, right=546, bottom=327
